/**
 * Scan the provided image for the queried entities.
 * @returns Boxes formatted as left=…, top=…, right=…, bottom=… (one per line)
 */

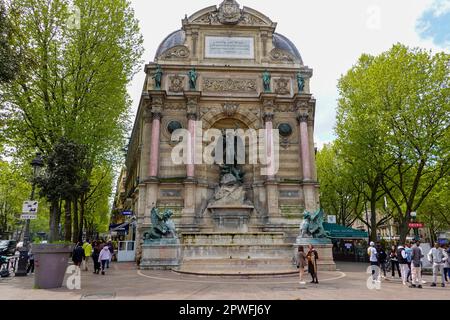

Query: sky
left=127, top=0, right=450, bottom=149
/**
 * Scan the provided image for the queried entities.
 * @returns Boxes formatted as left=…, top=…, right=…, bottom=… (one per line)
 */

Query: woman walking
left=389, top=245, right=401, bottom=278
left=91, top=241, right=101, bottom=274
left=98, top=244, right=112, bottom=275
left=72, top=242, right=85, bottom=268
left=297, top=246, right=307, bottom=285
left=306, top=244, right=319, bottom=284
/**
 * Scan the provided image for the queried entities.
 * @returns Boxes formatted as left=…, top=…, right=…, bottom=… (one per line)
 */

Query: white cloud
left=127, top=0, right=449, bottom=145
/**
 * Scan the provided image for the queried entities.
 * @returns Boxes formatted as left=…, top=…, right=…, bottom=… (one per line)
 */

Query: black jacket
left=72, top=246, right=85, bottom=263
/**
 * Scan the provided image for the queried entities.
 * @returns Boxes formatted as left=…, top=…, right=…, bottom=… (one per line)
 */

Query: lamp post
left=410, top=211, right=420, bottom=241
left=15, top=152, right=44, bottom=277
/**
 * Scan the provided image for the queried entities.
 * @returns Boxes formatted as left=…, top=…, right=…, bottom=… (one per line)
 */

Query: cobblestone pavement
left=0, top=262, right=448, bottom=300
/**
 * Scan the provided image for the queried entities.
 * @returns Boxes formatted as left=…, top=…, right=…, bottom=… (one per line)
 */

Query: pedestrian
left=389, top=245, right=401, bottom=278
left=72, top=242, right=85, bottom=267
left=405, top=242, right=413, bottom=282
left=82, top=240, right=92, bottom=271
left=445, top=245, right=450, bottom=284
left=427, top=242, right=448, bottom=287
left=410, top=240, right=423, bottom=288
left=397, top=244, right=409, bottom=285
left=376, top=244, right=387, bottom=279
left=368, top=241, right=378, bottom=281
left=306, top=244, right=319, bottom=284
left=106, top=240, right=114, bottom=268
left=98, top=244, right=112, bottom=275
left=297, top=246, right=307, bottom=285
left=91, top=241, right=101, bottom=274
left=26, top=247, right=34, bottom=274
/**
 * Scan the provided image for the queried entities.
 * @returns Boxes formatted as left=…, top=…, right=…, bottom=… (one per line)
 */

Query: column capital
left=263, top=112, right=274, bottom=122
left=184, top=91, right=201, bottom=120
left=297, top=109, right=309, bottom=123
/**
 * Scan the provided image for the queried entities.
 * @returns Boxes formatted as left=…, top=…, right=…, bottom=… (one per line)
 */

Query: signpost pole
left=16, top=153, right=43, bottom=277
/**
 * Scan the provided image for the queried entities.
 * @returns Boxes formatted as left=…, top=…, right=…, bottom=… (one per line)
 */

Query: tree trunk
left=370, top=192, right=378, bottom=242
left=79, top=194, right=85, bottom=242
left=64, top=199, right=72, bottom=242
left=49, top=200, right=59, bottom=242
left=72, top=198, right=79, bottom=243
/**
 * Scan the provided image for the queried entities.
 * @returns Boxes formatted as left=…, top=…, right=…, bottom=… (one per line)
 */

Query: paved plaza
left=0, top=262, right=448, bottom=300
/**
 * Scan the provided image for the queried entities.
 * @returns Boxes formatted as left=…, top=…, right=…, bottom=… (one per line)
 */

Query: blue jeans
left=444, top=267, right=450, bottom=282
left=101, top=260, right=108, bottom=271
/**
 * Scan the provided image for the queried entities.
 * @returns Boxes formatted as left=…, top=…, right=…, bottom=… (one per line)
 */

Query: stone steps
left=174, top=258, right=297, bottom=275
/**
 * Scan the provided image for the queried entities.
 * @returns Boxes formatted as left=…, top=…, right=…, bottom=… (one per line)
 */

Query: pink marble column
left=298, top=113, right=312, bottom=181
left=264, top=114, right=275, bottom=179
left=187, top=114, right=196, bottom=178
left=149, top=112, right=161, bottom=178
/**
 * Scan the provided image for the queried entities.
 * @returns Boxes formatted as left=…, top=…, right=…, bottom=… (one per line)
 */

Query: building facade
left=123, top=0, right=320, bottom=262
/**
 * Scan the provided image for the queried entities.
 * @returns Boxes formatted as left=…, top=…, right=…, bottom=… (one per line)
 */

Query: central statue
left=208, top=129, right=249, bottom=206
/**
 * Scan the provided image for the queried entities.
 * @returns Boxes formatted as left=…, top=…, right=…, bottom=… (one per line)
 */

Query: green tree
left=0, top=161, right=31, bottom=239
left=316, top=143, right=362, bottom=226
left=1, top=0, right=143, bottom=241
left=0, top=0, right=19, bottom=83
left=336, top=44, right=450, bottom=243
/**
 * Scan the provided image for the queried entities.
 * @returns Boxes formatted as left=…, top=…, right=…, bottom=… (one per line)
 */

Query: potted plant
left=32, top=241, right=73, bottom=289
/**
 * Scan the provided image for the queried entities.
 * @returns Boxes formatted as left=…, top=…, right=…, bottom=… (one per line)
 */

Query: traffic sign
left=20, top=214, right=37, bottom=220
left=327, top=215, right=337, bottom=224
left=122, top=210, right=133, bottom=216
left=22, top=201, right=38, bottom=214
left=408, top=222, right=424, bottom=228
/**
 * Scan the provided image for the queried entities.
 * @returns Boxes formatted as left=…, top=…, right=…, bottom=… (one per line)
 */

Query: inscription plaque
left=205, top=36, right=254, bottom=59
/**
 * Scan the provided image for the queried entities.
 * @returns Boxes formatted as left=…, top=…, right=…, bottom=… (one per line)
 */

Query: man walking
left=427, top=242, right=448, bottom=287
left=376, top=244, right=387, bottom=279
left=82, top=240, right=92, bottom=271
left=397, top=244, right=409, bottom=285
left=368, top=241, right=378, bottom=281
left=405, top=242, right=413, bottom=282
left=410, top=241, right=423, bottom=288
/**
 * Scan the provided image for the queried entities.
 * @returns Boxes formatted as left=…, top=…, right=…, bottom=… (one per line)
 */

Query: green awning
left=323, top=222, right=368, bottom=239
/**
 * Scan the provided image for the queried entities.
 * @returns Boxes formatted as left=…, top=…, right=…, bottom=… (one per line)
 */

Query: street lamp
left=410, top=211, right=420, bottom=241
left=15, top=152, right=44, bottom=277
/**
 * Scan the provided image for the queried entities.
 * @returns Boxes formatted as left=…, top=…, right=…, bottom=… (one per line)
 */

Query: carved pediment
left=189, top=2, right=272, bottom=26
left=270, top=48, right=296, bottom=63
left=158, top=46, right=190, bottom=60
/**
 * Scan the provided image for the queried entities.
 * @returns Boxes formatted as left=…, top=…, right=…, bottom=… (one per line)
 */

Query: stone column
left=260, top=94, right=280, bottom=220
left=298, top=109, right=312, bottom=181
left=187, top=113, right=196, bottom=178
left=297, top=103, right=316, bottom=211
left=182, top=91, right=201, bottom=222
left=148, top=93, right=165, bottom=178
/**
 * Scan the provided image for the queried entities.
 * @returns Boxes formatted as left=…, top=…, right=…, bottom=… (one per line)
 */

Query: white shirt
left=369, top=247, right=378, bottom=262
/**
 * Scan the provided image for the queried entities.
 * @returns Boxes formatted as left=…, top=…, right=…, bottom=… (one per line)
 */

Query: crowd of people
left=71, top=240, right=115, bottom=275
left=367, top=240, right=450, bottom=288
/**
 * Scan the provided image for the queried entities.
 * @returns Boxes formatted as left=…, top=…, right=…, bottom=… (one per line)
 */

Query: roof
left=154, top=30, right=303, bottom=63
left=323, top=222, right=368, bottom=239
left=154, top=29, right=186, bottom=59
left=272, top=33, right=303, bottom=63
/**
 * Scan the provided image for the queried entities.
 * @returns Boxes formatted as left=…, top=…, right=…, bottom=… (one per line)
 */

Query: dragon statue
left=143, top=207, right=177, bottom=240
left=300, top=208, right=329, bottom=238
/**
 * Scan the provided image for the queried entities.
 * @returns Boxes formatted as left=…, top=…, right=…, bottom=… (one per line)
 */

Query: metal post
left=16, top=153, right=43, bottom=277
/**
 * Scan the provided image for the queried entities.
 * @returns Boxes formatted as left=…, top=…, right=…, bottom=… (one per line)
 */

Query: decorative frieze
left=160, top=46, right=190, bottom=60
left=169, top=75, right=185, bottom=93
left=203, top=78, right=257, bottom=93
left=274, top=78, right=291, bottom=95
left=270, top=48, right=295, bottom=63
left=222, top=103, right=239, bottom=116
